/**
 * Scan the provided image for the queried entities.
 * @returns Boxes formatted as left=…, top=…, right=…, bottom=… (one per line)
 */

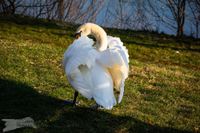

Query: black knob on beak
left=74, top=31, right=82, bottom=39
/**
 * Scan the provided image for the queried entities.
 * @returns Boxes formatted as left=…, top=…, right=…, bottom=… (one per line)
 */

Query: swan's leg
left=64, top=91, right=79, bottom=106
left=72, top=91, right=79, bottom=105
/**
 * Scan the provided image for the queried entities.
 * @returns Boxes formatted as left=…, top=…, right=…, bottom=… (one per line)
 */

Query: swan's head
left=74, top=23, right=108, bottom=51
left=74, top=23, right=91, bottom=39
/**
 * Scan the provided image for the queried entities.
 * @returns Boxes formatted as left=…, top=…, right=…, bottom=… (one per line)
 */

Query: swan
left=63, top=23, right=129, bottom=109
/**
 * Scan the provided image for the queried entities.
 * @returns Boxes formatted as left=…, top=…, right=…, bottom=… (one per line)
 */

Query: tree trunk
left=58, top=0, right=64, bottom=21
left=196, top=21, right=199, bottom=38
left=176, top=0, right=185, bottom=38
left=177, top=21, right=184, bottom=37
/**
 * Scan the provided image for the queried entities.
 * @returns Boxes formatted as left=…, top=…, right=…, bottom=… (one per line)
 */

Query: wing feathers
left=97, top=36, right=129, bottom=103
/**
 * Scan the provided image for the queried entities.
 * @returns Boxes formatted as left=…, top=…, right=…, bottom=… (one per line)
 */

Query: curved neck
left=92, top=32, right=107, bottom=51
left=90, top=24, right=108, bottom=51
left=77, top=23, right=108, bottom=51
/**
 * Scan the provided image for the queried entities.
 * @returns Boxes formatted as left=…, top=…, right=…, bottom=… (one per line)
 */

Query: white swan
left=63, top=23, right=129, bottom=109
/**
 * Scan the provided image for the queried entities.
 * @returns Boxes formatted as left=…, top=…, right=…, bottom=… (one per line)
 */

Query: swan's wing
left=97, top=36, right=129, bottom=103
left=91, top=64, right=117, bottom=109
left=63, top=36, right=97, bottom=98
left=63, top=36, right=94, bottom=69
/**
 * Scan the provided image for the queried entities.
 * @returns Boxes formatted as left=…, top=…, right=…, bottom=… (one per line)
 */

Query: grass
left=0, top=15, right=200, bottom=133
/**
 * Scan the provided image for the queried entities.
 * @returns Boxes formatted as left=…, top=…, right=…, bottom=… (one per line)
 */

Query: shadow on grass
left=0, top=78, right=65, bottom=132
left=0, top=78, right=190, bottom=133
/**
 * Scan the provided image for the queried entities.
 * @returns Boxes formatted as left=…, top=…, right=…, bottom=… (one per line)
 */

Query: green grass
left=0, top=15, right=200, bottom=133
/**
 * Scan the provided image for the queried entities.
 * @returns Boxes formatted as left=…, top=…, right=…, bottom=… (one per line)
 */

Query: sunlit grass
left=0, top=15, right=199, bottom=133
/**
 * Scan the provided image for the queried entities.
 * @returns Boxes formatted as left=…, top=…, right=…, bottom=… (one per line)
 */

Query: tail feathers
left=94, top=95, right=117, bottom=110
left=118, top=79, right=125, bottom=103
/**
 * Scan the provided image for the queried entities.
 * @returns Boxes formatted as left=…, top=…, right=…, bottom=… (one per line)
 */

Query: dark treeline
left=0, top=0, right=199, bottom=38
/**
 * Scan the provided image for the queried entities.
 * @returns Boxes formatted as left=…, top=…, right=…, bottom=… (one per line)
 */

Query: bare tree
left=167, top=0, right=186, bottom=37
left=104, top=0, right=153, bottom=30
left=62, top=0, right=104, bottom=23
left=134, top=0, right=153, bottom=30
left=147, top=0, right=186, bottom=37
left=57, top=0, right=64, bottom=21
left=2, top=0, right=198, bottom=39
left=188, top=0, right=200, bottom=38
left=0, top=0, right=17, bottom=15
left=19, top=0, right=58, bottom=19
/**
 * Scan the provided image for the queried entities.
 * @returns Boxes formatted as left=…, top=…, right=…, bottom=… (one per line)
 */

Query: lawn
left=0, top=15, right=200, bottom=133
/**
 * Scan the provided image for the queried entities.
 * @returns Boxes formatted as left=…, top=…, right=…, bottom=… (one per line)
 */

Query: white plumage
left=63, top=23, right=129, bottom=109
